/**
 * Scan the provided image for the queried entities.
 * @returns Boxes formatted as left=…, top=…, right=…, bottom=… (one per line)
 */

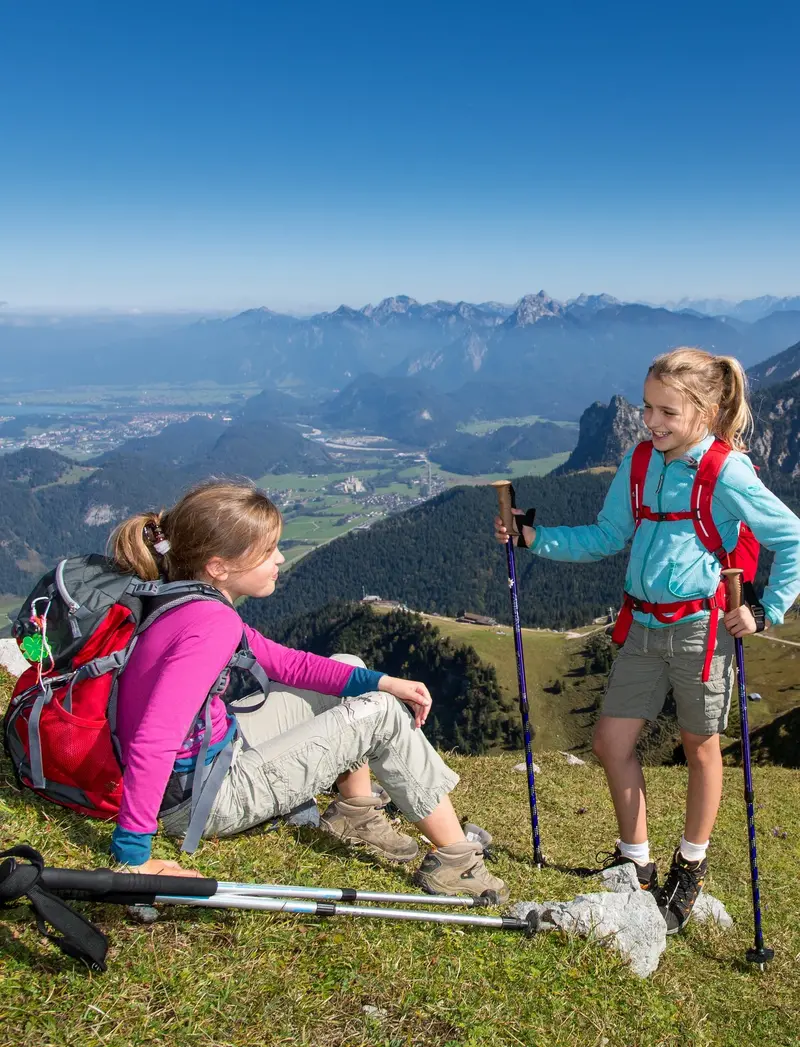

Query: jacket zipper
left=638, top=457, right=666, bottom=605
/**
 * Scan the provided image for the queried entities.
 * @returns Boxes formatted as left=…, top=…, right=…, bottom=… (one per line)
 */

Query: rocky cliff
left=553, top=395, right=648, bottom=473
left=750, top=375, right=800, bottom=476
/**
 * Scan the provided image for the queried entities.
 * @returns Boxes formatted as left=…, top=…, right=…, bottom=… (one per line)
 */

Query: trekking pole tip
left=746, top=946, right=774, bottom=971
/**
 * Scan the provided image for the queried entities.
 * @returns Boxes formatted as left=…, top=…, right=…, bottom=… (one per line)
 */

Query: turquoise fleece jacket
left=531, top=435, right=800, bottom=629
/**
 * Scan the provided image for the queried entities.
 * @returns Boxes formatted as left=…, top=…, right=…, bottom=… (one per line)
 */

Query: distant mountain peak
left=506, top=291, right=564, bottom=327
left=321, top=304, right=368, bottom=322
left=363, top=295, right=420, bottom=321
left=567, top=293, right=621, bottom=313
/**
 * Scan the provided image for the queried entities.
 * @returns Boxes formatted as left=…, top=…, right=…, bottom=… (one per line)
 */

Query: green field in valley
left=458, top=415, right=579, bottom=435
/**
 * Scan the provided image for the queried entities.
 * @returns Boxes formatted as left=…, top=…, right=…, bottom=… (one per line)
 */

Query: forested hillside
left=241, top=471, right=627, bottom=632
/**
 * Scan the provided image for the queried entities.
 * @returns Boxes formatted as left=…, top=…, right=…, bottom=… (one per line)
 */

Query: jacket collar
left=652, top=432, right=715, bottom=469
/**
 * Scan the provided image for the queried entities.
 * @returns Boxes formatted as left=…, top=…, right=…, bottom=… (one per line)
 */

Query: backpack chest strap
left=635, top=505, right=697, bottom=524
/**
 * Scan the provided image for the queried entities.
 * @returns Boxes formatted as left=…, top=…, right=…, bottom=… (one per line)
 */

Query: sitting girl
left=109, top=479, right=508, bottom=902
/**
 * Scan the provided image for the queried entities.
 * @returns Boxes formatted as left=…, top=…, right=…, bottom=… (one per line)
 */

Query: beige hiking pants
left=161, top=655, right=459, bottom=840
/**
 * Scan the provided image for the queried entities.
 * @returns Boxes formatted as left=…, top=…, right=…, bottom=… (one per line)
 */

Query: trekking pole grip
left=722, top=568, right=744, bottom=611
left=41, top=867, right=218, bottom=899
left=492, top=480, right=521, bottom=541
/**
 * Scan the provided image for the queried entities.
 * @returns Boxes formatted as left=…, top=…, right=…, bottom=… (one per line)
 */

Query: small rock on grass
left=127, top=904, right=159, bottom=924
left=558, top=752, right=586, bottom=766
left=513, top=762, right=541, bottom=774
left=692, top=892, right=734, bottom=928
left=362, top=1005, right=388, bottom=1019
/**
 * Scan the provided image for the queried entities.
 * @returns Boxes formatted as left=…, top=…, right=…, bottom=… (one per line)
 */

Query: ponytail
left=714, top=355, right=753, bottom=452
left=108, top=511, right=167, bottom=581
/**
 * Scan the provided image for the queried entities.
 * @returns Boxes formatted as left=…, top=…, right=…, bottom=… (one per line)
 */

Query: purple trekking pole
left=493, top=481, right=544, bottom=868
left=722, top=568, right=774, bottom=971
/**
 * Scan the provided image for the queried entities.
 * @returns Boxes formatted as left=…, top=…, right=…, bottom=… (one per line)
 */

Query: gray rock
left=692, top=892, right=734, bottom=929
left=599, top=863, right=640, bottom=894
left=511, top=890, right=666, bottom=978
left=512, top=761, right=541, bottom=775
left=127, top=904, right=159, bottom=924
left=0, top=638, right=29, bottom=679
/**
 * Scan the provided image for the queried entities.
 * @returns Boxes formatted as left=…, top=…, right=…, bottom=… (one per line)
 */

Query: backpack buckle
left=129, top=581, right=161, bottom=596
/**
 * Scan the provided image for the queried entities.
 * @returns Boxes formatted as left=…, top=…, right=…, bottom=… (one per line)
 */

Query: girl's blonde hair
left=647, top=347, right=753, bottom=451
left=109, top=479, right=282, bottom=582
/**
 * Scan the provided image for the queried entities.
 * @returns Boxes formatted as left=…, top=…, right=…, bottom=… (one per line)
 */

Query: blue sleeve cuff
left=340, top=667, right=384, bottom=697
left=111, top=826, right=156, bottom=866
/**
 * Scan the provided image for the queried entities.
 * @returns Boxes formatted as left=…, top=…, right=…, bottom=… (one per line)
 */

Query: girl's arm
left=112, top=609, right=244, bottom=865
left=530, top=450, right=636, bottom=562
left=715, top=455, right=800, bottom=626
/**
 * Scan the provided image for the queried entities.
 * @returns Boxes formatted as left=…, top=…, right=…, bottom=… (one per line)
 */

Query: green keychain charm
left=21, top=634, right=51, bottom=663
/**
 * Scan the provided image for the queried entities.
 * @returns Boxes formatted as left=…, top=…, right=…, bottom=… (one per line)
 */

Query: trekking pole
left=492, top=480, right=544, bottom=868
left=721, top=568, right=774, bottom=971
left=39, top=867, right=496, bottom=908
left=123, top=892, right=536, bottom=933
left=0, top=847, right=539, bottom=971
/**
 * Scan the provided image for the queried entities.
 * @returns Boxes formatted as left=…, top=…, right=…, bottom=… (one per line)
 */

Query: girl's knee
left=592, top=726, right=636, bottom=765
left=682, top=732, right=721, bottom=766
left=331, top=653, right=367, bottom=669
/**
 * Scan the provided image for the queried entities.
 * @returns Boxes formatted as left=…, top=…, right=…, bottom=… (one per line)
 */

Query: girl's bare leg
left=680, top=730, right=723, bottom=843
left=592, top=715, right=648, bottom=842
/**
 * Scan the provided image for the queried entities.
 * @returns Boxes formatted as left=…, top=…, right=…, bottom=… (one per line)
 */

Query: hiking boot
left=655, top=848, right=707, bottom=935
left=412, top=841, right=510, bottom=904
left=319, top=795, right=419, bottom=862
left=598, top=846, right=659, bottom=891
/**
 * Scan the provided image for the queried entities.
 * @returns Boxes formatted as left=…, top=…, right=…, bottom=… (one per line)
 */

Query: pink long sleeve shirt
left=112, top=600, right=379, bottom=862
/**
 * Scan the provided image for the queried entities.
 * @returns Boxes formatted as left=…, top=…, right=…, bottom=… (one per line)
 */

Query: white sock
left=618, top=839, right=650, bottom=866
left=679, top=836, right=709, bottom=863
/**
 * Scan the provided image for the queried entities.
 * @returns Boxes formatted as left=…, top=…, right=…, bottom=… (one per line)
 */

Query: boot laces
left=662, top=861, right=701, bottom=910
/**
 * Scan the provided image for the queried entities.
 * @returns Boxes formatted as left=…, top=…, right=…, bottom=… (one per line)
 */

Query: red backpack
left=611, top=438, right=760, bottom=680
left=3, top=555, right=268, bottom=853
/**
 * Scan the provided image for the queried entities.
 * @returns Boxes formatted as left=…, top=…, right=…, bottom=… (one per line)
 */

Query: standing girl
left=496, top=347, right=800, bottom=932
left=111, top=480, right=508, bottom=903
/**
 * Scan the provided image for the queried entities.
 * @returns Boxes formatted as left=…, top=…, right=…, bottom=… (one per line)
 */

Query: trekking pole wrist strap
left=516, top=508, right=537, bottom=549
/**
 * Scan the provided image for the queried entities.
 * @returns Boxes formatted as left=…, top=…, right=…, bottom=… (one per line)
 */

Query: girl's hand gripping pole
left=492, top=481, right=543, bottom=867
left=722, top=568, right=774, bottom=971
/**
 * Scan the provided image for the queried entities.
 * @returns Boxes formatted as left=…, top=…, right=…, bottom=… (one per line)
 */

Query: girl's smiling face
left=642, top=376, right=714, bottom=462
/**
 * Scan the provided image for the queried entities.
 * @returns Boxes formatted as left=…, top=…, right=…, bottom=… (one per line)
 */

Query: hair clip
left=144, top=521, right=171, bottom=556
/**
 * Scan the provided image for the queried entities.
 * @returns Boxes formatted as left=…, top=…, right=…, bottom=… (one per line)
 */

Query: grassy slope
left=411, top=612, right=800, bottom=762
left=1, top=672, right=798, bottom=1047
left=411, top=614, right=606, bottom=754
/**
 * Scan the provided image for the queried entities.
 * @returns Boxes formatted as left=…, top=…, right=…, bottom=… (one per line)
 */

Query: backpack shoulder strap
left=629, top=440, right=654, bottom=526
left=132, top=583, right=233, bottom=635
left=691, top=438, right=731, bottom=561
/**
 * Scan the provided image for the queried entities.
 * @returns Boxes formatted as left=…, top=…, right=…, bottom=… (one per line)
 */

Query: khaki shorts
left=602, top=616, right=735, bottom=736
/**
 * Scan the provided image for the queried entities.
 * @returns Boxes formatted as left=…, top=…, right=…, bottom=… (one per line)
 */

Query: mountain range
left=3, top=293, right=800, bottom=417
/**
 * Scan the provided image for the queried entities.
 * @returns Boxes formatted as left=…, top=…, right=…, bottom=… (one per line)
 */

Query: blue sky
left=1, top=1, right=798, bottom=312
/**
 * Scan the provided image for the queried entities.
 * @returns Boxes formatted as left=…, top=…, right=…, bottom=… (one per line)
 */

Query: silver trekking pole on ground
left=32, top=862, right=537, bottom=934
left=38, top=866, right=494, bottom=908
